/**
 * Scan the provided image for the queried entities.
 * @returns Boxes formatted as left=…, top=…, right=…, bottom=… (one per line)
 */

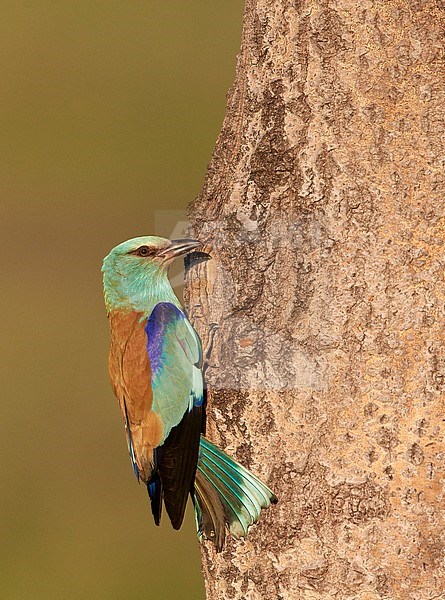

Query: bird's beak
left=158, top=238, right=202, bottom=261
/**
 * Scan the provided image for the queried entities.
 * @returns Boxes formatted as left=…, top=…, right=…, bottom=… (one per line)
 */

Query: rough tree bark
left=185, top=1, right=445, bottom=598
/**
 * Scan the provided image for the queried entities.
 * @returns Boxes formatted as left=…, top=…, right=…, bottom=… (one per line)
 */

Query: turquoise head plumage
left=102, top=236, right=200, bottom=314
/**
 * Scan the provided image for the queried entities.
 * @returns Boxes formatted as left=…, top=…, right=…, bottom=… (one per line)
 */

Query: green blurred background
left=0, top=3, right=243, bottom=599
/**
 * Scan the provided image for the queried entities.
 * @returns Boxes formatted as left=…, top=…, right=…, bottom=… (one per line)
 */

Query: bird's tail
left=192, top=436, right=277, bottom=551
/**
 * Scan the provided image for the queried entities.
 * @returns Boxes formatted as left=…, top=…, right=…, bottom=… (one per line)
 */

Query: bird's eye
left=136, top=246, right=151, bottom=257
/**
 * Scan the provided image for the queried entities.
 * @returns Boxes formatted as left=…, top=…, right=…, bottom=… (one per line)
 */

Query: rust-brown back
left=108, top=310, right=163, bottom=481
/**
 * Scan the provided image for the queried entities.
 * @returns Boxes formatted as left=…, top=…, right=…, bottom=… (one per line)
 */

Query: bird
left=102, top=235, right=277, bottom=550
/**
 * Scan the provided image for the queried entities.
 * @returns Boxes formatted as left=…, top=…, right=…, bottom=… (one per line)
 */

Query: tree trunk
left=185, top=0, right=445, bottom=598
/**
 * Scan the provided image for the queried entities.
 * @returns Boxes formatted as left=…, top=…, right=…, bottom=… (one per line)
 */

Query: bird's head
left=102, top=236, right=201, bottom=313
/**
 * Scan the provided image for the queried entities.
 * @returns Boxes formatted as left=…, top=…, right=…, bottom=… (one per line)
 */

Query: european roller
left=102, top=236, right=276, bottom=550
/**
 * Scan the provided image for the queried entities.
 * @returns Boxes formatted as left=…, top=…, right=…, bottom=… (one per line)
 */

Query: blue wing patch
left=146, top=303, right=185, bottom=373
left=145, top=302, right=203, bottom=444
